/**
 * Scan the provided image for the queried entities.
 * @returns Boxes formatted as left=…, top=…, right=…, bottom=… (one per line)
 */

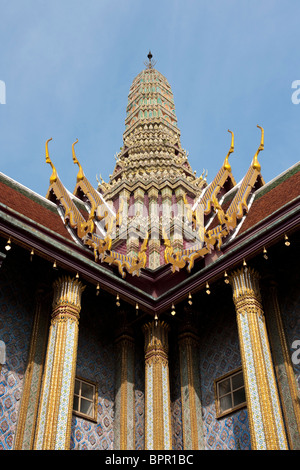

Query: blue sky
left=0, top=0, right=299, bottom=197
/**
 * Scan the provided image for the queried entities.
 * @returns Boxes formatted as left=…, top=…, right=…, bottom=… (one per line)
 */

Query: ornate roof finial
left=223, top=130, right=234, bottom=172
left=145, top=50, right=156, bottom=69
left=252, top=125, right=264, bottom=172
left=45, top=137, right=57, bottom=184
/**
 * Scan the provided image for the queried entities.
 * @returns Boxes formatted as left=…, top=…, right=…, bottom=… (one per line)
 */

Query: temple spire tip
left=145, top=50, right=156, bottom=69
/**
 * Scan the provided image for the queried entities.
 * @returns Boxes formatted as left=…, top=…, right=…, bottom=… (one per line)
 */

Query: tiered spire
left=99, top=52, right=205, bottom=201
left=45, top=53, right=264, bottom=276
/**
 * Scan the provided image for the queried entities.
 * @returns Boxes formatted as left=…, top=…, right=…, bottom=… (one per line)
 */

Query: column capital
left=114, top=309, right=135, bottom=348
left=178, top=311, right=199, bottom=347
left=230, top=267, right=263, bottom=314
left=229, top=266, right=288, bottom=449
left=34, top=275, right=84, bottom=450
left=143, top=319, right=170, bottom=365
left=51, top=276, right=85, bottom=323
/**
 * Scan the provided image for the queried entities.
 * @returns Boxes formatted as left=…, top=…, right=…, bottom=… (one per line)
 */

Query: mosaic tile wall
left=169, top=334, right=183, bottom=450
left=0, top=262, right=34, bottom=450
left=133, top=328, right=184, bottom=450
left=70, top=300, right=115, bottom=450
left=198, top=300, right=251, bottom=450
left=134, top=336, right=145, bottom=450
left=279, top=281, right=300, bottom=396
left=131, top=304, right=250, bottom=451
left=59, top=279, right=300, bottom=451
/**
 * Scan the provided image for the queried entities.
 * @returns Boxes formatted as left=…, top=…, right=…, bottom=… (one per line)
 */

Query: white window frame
left=73, top=376, right=98, bottom=422
left=214, top=367, right=246, bottom=418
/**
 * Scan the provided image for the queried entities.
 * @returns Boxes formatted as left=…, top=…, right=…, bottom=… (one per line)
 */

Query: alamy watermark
left=0, top=80, right=6, bottom=104
left=291, top=80, right=300, bottom=104
left=96, top=198, right=205, bottom=244
left=292, top=340, right=300, bottom=365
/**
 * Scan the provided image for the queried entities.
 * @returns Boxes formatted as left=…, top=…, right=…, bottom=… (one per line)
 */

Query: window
left=214, top=368, right=246, bottom=418
left=73, top=377, right=97, bottom=422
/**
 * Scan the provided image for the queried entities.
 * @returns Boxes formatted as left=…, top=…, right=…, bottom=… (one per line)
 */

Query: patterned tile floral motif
left=274, top=280, right=300, bottom=448
left=257, top=314, right=287, bottom=448
left=145, top=364, right=153, bottom=450
left=239, top=312, right=265, bottom=448
left=0, top=263, right=34, bottom=450
left=162, top=365, right=171, bottom=449
left=55, top=321, right=77, bottom=449
left=70, top=312, right=115, bottom=450
left=198, top=304, right=251, bottom=450
left=279, top=283, right=300, bottom=396
left=169, top=337, right=183, bottom=450
left=35, top=322, right=57, bottom=448
left=134, top=339, right=145, bottom=450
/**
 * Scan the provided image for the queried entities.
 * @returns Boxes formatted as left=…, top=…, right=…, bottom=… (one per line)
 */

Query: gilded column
left=15, top=287, right=50, bottom=449
left=114, top=311, right=135, bottom=450
left=230, top=267, right=288, bottom=450
left=263, top=281, right=300, bottom=449
left=178, top=315, right=205, bottom=450
left=143, top=319, right=172, bottom=450
left=34, top=276, right=85, bottom=450
left=127, top=189, right=144, bottom=259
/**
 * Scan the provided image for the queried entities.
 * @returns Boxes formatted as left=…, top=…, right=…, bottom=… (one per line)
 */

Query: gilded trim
left=179, top=331, right=204, bottom=450
left=266, top=283, right=300, bottom=448
left=14, top=290, right=50, bottom=449
left=143, top=320, right=172, bottom=450
left=230, top=267, right=288, bottom=450
left=114, top=331, right=135, bottom=450
left=34, top=277, right=84, bottom=450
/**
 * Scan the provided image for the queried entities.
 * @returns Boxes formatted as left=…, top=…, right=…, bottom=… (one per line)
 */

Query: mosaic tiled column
left=178, top=317, right=205, bottom=449
left=14, top=287, right=50, bottom=450
left=143, top=319, right=172, bottom=450
left=114, top=313, right=135, bottom=450
left=263, top=280, right=300, bottom=449
left=230, top=267, right=288, bottom=450
left=34, top=276, right=85, bottom=450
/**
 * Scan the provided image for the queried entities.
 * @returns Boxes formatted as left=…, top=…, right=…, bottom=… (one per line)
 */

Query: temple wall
left=70, top=296, right=115, bottom=450
left=0, top=251, right=297, bottom=451
left=198, top=301, right=251, bottom=450
left=278, top=275, right=300, bottom=409
left=0, top=262, right=34, bottom=450
left=134, top=335, right=145, bottom=450
left=279, top=282, right=300, bottom=394
left=169, top=334, right=183, bottom=449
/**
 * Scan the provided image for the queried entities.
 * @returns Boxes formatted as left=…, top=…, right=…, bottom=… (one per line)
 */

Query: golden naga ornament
left=162, top=126, right=265, bottom=273
left=45, top=138, right=148, bottom=278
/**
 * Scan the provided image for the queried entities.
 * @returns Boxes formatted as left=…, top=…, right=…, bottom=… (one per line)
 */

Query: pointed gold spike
left=252, top=125, right=264, bottom=171
left=223, top=130, right=234, bottom=171
left=45, top=138, right=57, bottom=184
left=72, top=139, right=85, bottom=182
